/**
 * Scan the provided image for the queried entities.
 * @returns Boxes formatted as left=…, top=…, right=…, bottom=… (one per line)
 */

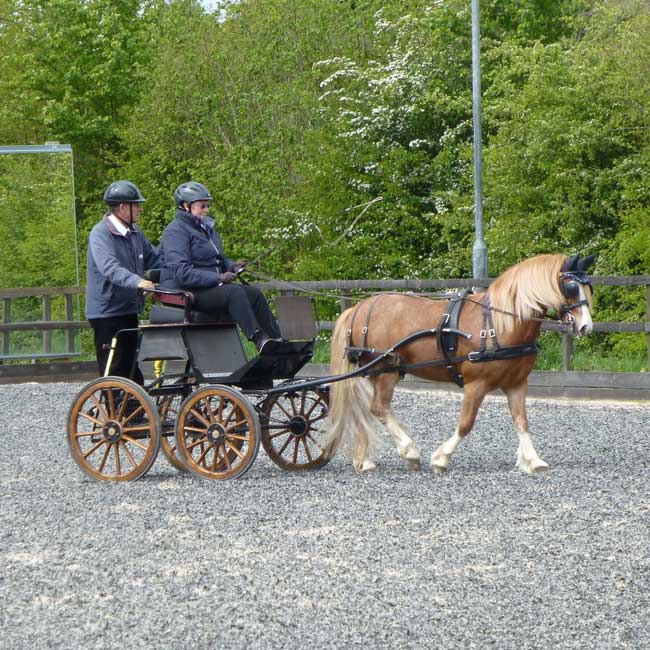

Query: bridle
left=558, top=272, right=592, bottom=320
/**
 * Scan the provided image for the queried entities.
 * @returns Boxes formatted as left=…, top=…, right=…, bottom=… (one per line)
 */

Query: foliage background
left=1, top=0, right=650, bottom=359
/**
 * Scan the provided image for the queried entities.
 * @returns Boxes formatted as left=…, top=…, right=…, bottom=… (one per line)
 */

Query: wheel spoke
left=305, top=433, right=324, bottom=452
left=107, top=389, right=117, bottom=418
left=304, top=397, right=322, bottom=418
left=278, top=434, right=293, bottom=456
left=119, top=440, right=138, bottom=469
left=122, top=404, right=145, bottom=426
left=301, top=436, right=313, bottom=462
left=225, top=416, right=248, bottom=432
left=121, top=434, right=149, bottom=451
left=275, top=400, right=293, bottom=419
left=269, top=427, right=291, bottom=440
left=186, top=436, right=207, bottom=452
left=292, top=438, right=299, bottom=464
left=189, top=407, right=210, bottom=428
left=97, top=442, right=112, bottom=473
left=222, top=403, right=237, bottom=425
left=90, top=394, right=109, bottom=421
left=82, top=438, right=107, bottom=459
left=114, top=442, right=122, bottom=475
left=197, top=442, right=214, bottom=467
left=221, top=444, right=232, bottom=470
left=78, top=410, right=102, bottom=427
left=225, top=440, right=245, bottom=460
left=75, top=428, right=102, bottom=437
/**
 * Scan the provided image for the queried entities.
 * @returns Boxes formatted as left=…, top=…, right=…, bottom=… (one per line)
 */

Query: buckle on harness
left=488, top=328, right=496, bottom=338
left=468, top=351, right=481, bottom=362
left=479, top=329, right=486, bottom=339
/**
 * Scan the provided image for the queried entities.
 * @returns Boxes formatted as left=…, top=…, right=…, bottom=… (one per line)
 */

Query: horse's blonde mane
left=487, top=254, right=566, bottom=332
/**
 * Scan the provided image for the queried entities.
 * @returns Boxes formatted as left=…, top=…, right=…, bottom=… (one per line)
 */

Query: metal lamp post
left=471, top=0, right=488, bottom=282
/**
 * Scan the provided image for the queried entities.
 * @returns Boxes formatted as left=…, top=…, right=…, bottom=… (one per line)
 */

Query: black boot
left=252, top=330, right=282, bottom=354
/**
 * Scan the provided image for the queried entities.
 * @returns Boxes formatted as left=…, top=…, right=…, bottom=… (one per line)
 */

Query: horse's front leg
left=431, top=381, right=486, bottom=473
left=504, top=383, right=549, bottom=474
left=370, top=372, right=421, bottom=470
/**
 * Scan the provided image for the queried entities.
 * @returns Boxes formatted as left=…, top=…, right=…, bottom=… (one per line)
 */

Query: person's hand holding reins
left=137, top=278, right=156, bottom=291
left=219, top=271, right=238, bottom=284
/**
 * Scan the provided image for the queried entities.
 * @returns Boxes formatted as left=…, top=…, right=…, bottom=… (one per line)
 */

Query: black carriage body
left=137, top=317, right=315, bottom=389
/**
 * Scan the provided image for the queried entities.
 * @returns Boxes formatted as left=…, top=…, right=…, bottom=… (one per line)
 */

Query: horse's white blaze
left=431, top=429, right=463, bottom=472
left=515, top=431, right=549, bottom=474
left=576, top=285, right=593, bottom=336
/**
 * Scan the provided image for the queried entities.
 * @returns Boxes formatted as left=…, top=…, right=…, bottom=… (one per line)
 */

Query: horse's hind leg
left=431, top=381, right=486, bottom=473
left=505, top=383, right=549, bottom=474
left=370, top=372, right=421, bottom=470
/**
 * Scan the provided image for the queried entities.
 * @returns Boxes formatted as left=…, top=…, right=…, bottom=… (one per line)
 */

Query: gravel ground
left=1, top=381, right=649, bottom=649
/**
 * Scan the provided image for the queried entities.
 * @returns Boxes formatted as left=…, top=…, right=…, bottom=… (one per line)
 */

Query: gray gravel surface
left=1, top=381, right=649, bottom=649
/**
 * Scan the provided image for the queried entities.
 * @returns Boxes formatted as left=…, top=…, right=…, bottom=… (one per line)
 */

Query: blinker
left=562, top=280, right=580, bottom=299
left=560, top=272, right=591, bottom=300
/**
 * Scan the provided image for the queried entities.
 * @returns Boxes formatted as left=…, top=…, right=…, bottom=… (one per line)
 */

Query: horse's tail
left=323, top=307, right=378, bottom=465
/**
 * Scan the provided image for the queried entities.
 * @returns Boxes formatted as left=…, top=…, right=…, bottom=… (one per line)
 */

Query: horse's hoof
left=354, top=459, right=377, bottom=473
left=430, top=451, right=448, bottom=474
left=530, top=460, right=550, bottom=473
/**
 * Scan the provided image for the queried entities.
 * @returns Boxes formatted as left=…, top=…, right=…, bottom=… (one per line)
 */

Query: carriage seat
left=148, top=288, right=234, bottom=326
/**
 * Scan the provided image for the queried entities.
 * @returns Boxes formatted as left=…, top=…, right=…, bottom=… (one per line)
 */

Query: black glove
left=219, top=271, right=238, bottom=284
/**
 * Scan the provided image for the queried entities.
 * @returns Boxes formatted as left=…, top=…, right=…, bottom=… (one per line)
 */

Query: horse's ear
left=562, top=254, right=580, bottom=272
left=576, top=254, right=596, bottom=273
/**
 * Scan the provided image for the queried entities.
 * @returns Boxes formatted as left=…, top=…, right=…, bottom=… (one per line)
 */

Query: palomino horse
left=324, top=253, right=594, bottom=474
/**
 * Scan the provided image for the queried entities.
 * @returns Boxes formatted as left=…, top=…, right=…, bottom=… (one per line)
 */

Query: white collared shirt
left=108, top=213, right=130, bottom=236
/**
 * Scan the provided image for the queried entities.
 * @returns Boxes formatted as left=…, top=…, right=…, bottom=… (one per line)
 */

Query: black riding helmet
left=174, top=181, right=213, bottom=208
left=103, top=180, right=146, bottom=205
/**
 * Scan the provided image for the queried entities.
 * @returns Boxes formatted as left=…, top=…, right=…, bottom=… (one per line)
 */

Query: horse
left=324, top=253, right=595, bottom=474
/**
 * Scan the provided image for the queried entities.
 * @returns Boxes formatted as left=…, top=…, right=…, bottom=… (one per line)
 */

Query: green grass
left=535, top=333, right=647, bottom=372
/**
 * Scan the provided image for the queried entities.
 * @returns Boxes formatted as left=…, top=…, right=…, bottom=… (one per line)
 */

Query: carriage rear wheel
left=67, top=377, right=161, bottom=482
left=261, top=388, right=330, bottom=471
left=175, top=386, right=260, bottom=480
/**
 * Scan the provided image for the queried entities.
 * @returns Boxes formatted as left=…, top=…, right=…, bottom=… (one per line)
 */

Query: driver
left=159, top=181, right=282, bottom=353
left=86, top=180, right=160, bottom=383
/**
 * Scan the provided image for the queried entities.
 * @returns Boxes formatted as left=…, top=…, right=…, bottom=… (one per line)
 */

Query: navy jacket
left=85, top=215, right=160, bottom=319
left=159, top=209, right=235, bottom=289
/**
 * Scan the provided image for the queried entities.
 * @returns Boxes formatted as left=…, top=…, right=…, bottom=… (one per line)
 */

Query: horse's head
left=558, top=254, right=594, bottom=336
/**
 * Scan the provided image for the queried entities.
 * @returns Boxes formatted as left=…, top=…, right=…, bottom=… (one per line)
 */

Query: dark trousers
left=192, top=284, right=281, bottom=340
left=88, top=314, right=144, bottom=385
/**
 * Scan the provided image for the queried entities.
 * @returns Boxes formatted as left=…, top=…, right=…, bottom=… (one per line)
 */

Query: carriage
left=67, top=252, right=595, bottom=481
left=67, top=287, right=331, bottom=481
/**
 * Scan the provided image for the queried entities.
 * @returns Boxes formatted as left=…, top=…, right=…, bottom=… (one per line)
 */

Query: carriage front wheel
left=67, top=377, right=161, bottom=481
left=260, top=387, right=330, bottom=471
left=175, top=386, right=260, bottom=480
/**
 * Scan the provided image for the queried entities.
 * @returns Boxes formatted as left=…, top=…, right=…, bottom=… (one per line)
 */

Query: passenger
left=86, top=180, right=160, bottom=384
left=159, top=181, right=282, bottom=353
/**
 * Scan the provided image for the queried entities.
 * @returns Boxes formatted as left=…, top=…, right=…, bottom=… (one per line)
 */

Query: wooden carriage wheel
left=175, top=386, right=260, bottom=480
left=67, top=377, right=161, bottom=482
left=261, top=388, right=330, bottom=471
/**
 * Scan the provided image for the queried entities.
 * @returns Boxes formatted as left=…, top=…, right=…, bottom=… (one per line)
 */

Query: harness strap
left=436, top=290, right=470, bottom=388
left=346, top=295, right=384, bottom=363
left=479, top=302, right=500, bottom=353
left=364, top=342, right=540, bottom=377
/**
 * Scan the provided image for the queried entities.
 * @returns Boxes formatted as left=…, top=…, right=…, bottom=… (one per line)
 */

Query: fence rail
left=1, top=276, right=649, bottom=370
